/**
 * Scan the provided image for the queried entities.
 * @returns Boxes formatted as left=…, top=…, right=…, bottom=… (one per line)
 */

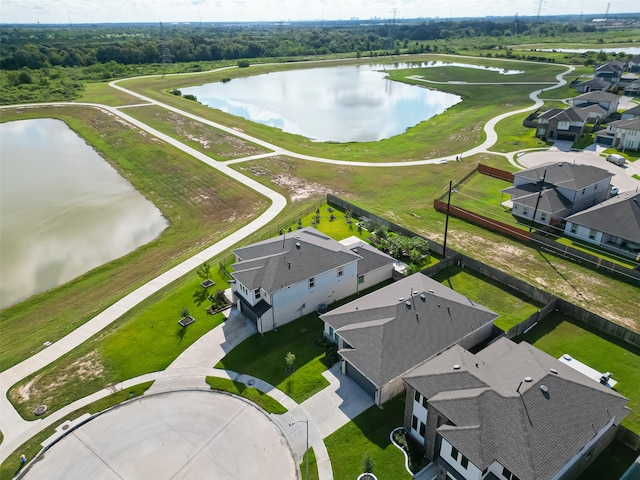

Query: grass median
left=205, top=376, right=287, bottom=414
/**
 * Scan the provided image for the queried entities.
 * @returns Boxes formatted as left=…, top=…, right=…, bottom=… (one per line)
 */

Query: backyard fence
left=477, top=164, right=514, bottom=182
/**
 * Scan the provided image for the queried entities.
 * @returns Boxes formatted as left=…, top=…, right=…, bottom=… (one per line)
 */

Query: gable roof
left=232, top=227, right=361, bottom=292
left=566, top=191, right=640, bottom=243
left=503, top=186, right=573, bottom=214
left=575, top=78, right=612, bottom=91
left=321, top=273, right=498, bottom=388
left=549, top=107, right=588, bottom=123
left=405, top=338, right=630, bottom=480
left=572, top=91, right=619, bottom=104
left=577, top=103, right=607, bottom=116
left=623, top=104, right=640, bottom=116
left=339, top=237, right=395, bottom=276
left=595, top=61, right=624, bottom=73
left=608, top=117, right=640, bottom=132
left=514, top=161, right=612, bottom=191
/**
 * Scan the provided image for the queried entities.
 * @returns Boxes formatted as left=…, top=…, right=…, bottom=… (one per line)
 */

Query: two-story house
left=535, top=107, right=588, bottom=142
left=594, top=61, right=623, bottom=83
left=628, top=55, right=640, bottom=73
left=230, top=227, right=394, bottom=333
left=570, top=91, right=619, bottom=118
left=599, top=117, right=640, bottom=151
left=565, top=191, right=640, bottom=260
left=403, top=338, right=630, bottom=480
left=502, top=162, right=613, bottom=226
left=320, top=273, right=498, bottom=406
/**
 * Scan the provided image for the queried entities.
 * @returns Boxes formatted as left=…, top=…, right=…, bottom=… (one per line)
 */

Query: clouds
left=1, top=0, right=638, bottom=24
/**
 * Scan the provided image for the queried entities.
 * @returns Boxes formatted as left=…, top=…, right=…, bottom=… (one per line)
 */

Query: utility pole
left=530, top=168, right=547, bottom=233
left=443, top=180, right=452, bottom=258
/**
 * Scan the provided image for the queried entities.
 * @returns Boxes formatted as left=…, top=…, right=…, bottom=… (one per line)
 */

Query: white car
left=610, top=186, right=620, bottom=196
left=606, top=154, right=625, bottom=166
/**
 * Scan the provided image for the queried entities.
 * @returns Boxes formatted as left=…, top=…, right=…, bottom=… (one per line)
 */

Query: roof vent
left=428, top=289, right=434, bottom=294
left=540, top=385, right=549, bottom=394
left=405, top=301, right=411, bottom=307
left=524, top=376, right=533, bottom=383
left=453, top=364, right=461, bottom=370
left=419, top=293, right=426, bottom=301
left=550, top=368, right=558, bottom=374
left=296, top=242, right=301, bottom=249
left=398, top=297, right=404, bottom=302
left=353, top=248, right=358, bottom=253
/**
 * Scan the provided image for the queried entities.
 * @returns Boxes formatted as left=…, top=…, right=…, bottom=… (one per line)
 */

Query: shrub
left=237, top=59, right=250, bottom=68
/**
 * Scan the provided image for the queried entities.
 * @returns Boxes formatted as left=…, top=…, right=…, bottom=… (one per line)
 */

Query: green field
left=205, top=376, right=287, bottom=414
left=516, top=312, right=640, bottom=433
left=433, top=266, right=542, bottom=331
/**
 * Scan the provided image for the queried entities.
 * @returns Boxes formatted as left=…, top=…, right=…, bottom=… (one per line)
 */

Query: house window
left=540, top=213, right=547, bottom=222
left=412, top=415, right=418, bottom=430
left=419, top=422, right=426, bottom=437
left=502, top=467, right=520, bottom=480
left=358, top=275, right=365, bottom=284
left=522, top=208, right=528, bottom=216
left=570, top=224, right=577, bottom=234
left=414, top=391, right=421, bottom=402
left=309, top=277, right=315, bottom=288
left=461, top=455, right=469, bottom=469
left=422, top=396, right=428, bottom=409
left=254, top=289, right=261, bottom=299
left=582, top=188, right=586, bottom=195
left=329, top=326, right=334, bottom=337
left=337, top=266, right=344, bottom=277
left=451, top=446, right=459, bottom=460
left=588, top=229, right=597, bottom=240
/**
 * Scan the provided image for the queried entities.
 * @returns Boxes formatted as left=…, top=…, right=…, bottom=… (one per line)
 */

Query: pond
left=0, top=119, right=168, bottom=308
left=538, top=47, right=640, bottom=55
left=181, top=63, right=471, bottom=142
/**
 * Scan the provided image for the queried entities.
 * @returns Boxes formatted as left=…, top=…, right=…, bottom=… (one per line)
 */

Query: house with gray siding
left=565, top=191, right=640, bottom=260
left=403, top=338, right=630, bottom=480
left=320, top=273, right=498, bottom=406
left=231, top=227, right=394, bottom=334
left=570, top=91, right=619, bottom=118
left=503, top=162, right=613, bottom=226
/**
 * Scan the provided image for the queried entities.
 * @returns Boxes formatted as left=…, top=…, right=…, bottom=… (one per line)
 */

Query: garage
left=345, top=362, right=377, bottom=400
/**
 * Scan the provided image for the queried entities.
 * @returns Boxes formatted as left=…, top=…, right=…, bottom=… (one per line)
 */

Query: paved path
left=0, top=57, right=580, bottom=477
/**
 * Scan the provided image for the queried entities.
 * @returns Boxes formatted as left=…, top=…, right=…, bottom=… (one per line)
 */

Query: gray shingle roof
left=573, top=91, right=619, bottom=103
left=608, top=117, right=640, bottom=132
left=514, top=161, right=612, bottom=191
left=503, top=186, right=573, bottom=214
left=623, top=104, right=640, bottom=116
left=232, top=227, right=361, bottom=292
left=321, top=273, right=498, bottom=388
left=340, top=239, right=395, bottom=276
left=405, top=338, right=630, bottom=480
left=566, top=191, right=640, bottom=243
left=576, top=78, right=612, bottom=91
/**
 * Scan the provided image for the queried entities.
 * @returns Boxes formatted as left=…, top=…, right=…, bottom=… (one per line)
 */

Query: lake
left=538, top=47, right=640, bottom=55
left=181, top=63, right=471, bottom=142
left=0, top=119, right=168, bottom=308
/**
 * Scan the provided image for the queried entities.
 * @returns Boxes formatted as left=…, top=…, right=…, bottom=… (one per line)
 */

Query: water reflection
left=0, top=119, right=168, bottom=308
left=182, top=65, right=463, bottom=142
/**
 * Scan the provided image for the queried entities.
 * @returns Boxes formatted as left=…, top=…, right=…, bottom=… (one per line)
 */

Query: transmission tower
left=160, top=22, right=172, bottom=65
left=386, top=8, right=398, bottom=51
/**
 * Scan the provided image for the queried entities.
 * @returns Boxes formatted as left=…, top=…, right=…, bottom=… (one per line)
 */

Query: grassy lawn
left=432, top=266, right=543, bottom=332
left=118, top=55, right=566, bottom=162
left=322, top=395, right=411, bottom=480
left=0, top=381, right=153, bottom=480
left=124, top=105, right=271, bottom=161
left=0, top=105, right=268, bottom=372
left=516, top=312, right=640, bottom=433
left=577, top=440, right=638, bottom=480
left=205, top=376, right=287, bottom=414
left=215, top=314, right=330, bottom=404
left=77, top=81, right=148, bottom=106
left=490, top=113, right=549, bottom=153
left=556, top=237, right=638, bottom=269
left=449, top=171, right=528, bottom=231
left=8, top=270, right=229, bottom=420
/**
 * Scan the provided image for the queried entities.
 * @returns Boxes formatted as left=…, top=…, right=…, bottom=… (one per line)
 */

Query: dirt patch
left=271, top=174, right=340, bottom=201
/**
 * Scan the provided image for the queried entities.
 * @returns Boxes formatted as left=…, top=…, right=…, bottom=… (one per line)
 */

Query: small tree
left=181, top=308, right=190, bottom=319
left=196, top=261, right=212, bottom=280
left=363, top=454, right=373, bottom=474
left=285, top=352, right=296, bottom=374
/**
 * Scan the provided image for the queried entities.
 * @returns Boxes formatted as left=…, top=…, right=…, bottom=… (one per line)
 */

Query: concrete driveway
left=23, top=391, right=297, bottom=480
left=518, top=148, right=640, bottom=194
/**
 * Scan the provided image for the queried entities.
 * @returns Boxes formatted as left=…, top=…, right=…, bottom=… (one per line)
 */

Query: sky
left=1, top=0, right=639, bottom=24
